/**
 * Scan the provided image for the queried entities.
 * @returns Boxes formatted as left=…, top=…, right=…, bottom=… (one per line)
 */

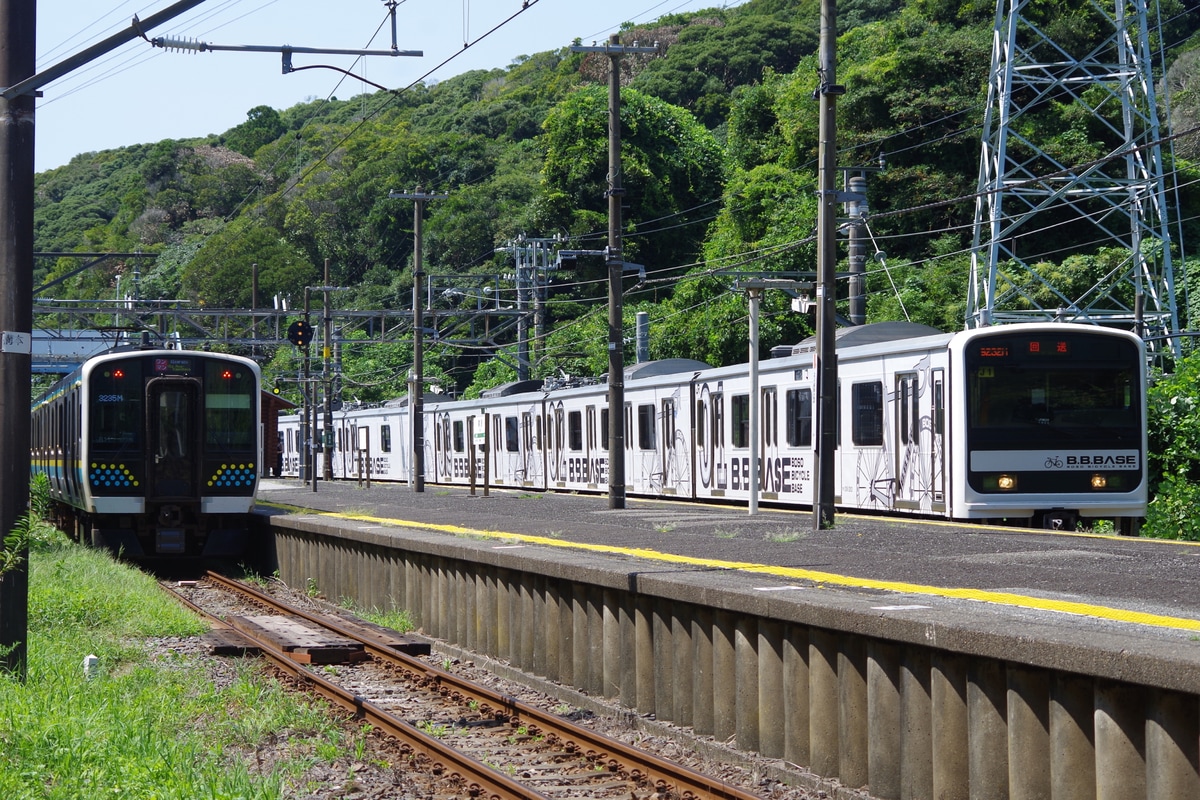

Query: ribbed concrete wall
left=261, top=515, right=1200, bottom=800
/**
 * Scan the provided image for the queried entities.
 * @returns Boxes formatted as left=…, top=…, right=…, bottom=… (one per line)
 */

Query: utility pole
left=322, top=259, right=333, bottom=481
left=390, top=188, right=446, bottom=493
left=0, top=0, right=279, bottom=681
left=0, top=0, right=34, bottom=680
left=571, top=34, right=658, bottom=510
left=814, top=0, right=844, bottom=530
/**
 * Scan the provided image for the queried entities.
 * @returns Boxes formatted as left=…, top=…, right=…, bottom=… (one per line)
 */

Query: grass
left=0, top=536, right=369, bottom=799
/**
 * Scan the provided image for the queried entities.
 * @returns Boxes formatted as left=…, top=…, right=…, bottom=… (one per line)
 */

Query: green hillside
left=33, top=0, right=1200, bottom=403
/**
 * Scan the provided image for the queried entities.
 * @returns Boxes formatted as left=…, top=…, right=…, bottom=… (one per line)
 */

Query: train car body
left=277, top=322, right=1146, bottom=531
left=32, top=348, right=262, bottom=558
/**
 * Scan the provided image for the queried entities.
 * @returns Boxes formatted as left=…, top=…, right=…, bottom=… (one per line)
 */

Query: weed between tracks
left=0, top=538, right=376, bottom=799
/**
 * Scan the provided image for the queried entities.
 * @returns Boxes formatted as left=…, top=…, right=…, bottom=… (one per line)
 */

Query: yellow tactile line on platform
left=261, top=501, right=1200, bottom=634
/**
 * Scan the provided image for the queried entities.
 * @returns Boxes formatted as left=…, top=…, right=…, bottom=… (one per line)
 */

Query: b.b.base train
left=280, top=322, right=1147, bottom=533
left=32, top=347, right=262, bottom=559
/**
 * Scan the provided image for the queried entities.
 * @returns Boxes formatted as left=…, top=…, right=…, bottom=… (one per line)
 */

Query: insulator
left=153, top=36, right=207, bottom=53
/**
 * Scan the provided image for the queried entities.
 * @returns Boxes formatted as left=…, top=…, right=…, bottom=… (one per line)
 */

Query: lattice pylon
left=967, top=0, right=1179, bottom=352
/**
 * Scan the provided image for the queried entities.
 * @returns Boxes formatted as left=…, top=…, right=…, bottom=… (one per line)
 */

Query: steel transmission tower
left=967, top=0, right=1179, bottom=348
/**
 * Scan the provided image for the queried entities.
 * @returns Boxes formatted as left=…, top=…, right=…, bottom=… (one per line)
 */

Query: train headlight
left=996, top=474, right=1016, bottom=491
left=1091, top=474, right=1108, bottom=489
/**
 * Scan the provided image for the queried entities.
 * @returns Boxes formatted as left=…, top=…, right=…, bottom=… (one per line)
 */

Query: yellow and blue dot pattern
left=209, top=463, right=256, bottom=488
left=90, top=463, right=138, bottom=488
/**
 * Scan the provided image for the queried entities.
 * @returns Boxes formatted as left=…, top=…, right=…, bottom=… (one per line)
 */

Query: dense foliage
left=31, top=0, right=1200, bottom=529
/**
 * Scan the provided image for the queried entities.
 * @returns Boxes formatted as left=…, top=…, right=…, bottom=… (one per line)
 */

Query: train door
left=549, top=402, right=565, bottom=486
left=521, top=409, right=541, bottom=488
left=147, top=378, right=201, bottom=499
left=760, top=387, right=779, bottom=498
left=660, top=397, right=678, bottom=494
left=892, top=369, right=947, bottom=514
left=586, top=405, right=598, bottom=488
left=931, top=369, right=946, bottom=512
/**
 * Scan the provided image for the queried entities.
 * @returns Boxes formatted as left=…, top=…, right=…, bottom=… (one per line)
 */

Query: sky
left=34, top=0, right=747, bottom=173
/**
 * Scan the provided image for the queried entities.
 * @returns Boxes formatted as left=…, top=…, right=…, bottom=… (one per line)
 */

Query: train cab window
left=731, top=394, right=750, bottom=448
left=786, top=388, right=813, bottom=447
left=381, top=424, right=392, bottom=453
left=505, top=416, right=519, bottom=452
left=89, top=359, right=143, bottom=449
left=852, top=381, right=884, bottom=446
left=637, top=404, right=656, bottom=450
left=453, top=420, right=465, bottom=452
left=204, top=361, right=256, bottom=450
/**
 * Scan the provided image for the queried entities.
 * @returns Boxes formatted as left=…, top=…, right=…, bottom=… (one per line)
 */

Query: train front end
left=950, top=324, right=1146, bottom=533
left=82, top=351, right=261, bottom=558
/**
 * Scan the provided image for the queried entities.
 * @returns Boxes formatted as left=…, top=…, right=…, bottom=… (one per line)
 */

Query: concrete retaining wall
left=260, top=513, right=1200, bottom=800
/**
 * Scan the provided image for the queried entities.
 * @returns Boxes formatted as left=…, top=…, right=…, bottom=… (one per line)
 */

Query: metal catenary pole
left=390, top=188, right=446, bottom=493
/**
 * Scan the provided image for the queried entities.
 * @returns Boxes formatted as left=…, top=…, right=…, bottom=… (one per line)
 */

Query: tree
left=539, top=87, right=725, bottom=277
left=181, top=220, right=317, bottom=307
left=224, top=106, right=286, bottom=158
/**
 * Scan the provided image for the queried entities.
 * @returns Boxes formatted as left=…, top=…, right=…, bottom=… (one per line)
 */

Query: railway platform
left=255, top=477, right=1200, bottom=644
left=252, top=477, right=1200, bottom=800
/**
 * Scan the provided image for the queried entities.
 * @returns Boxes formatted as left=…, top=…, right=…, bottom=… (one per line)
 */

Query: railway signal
left=287, top=319, right=313, bottom=348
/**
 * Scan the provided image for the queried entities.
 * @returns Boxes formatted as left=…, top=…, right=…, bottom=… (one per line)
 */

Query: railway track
left=165, top=572, right=785, bottom=800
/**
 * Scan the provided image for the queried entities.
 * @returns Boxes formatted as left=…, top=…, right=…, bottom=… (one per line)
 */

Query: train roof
left=624, top=358, right=711, bottom=381
left=786, top=321, right=946, bottom=356
left=481, top=379, right=544, bottom=398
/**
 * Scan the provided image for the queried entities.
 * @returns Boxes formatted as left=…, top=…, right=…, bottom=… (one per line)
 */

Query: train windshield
left=966, top=331, right=1140, bottom=444
left=205, top=361, right=256, bottom=451
left=89, top=358, right=143, bottom=450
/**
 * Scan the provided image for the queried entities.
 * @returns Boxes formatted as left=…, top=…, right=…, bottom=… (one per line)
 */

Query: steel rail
left=206, top=571, right=764, bottom=800
left=167, top=583, right=548, bottom=800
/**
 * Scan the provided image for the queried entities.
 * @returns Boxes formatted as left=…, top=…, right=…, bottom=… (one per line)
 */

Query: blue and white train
left=279, top=322, right=1147, bottom=533
left=32, top=346, right=262, bottom=558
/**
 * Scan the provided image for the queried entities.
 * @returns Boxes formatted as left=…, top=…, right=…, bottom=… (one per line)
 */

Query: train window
left=731, top=395, right=750, bottom=448
left=662, top=399, right=676, bottom=452
left=156, top=389, right=192, bottom=458
left=601, top=408, right=609, bottom=450
left=586, top=406, right=596, bottom=451
left=897, top=374, right=918, bottom=445
left=453, top=420, right=465, bottom=452
left=637, top=404, right=655, bottom=450
left=381, top=424, right=392, bottom=453
left=852, top=382, right=884, bottom=446
left=762, top=389, right=776, bottom=447
left=522, top=412, right=534, bottom=451
left=712, top=393, right=725, bottom=450
left=505, top=416, right=519, bottom=452
left=625, top=405, right=633, bottom=450
left=786, top=388, right=813, bottom=447
left=204, top=361, right=256, bottom=450
left=568, top=411, right=583, bottom=451
left=90, top=358, right=143, bottom=448
left=933, top=373, right=945, bottom=436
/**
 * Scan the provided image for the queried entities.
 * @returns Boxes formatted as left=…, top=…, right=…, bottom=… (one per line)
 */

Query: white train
left=279, top=322, right=1147, bottom=533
